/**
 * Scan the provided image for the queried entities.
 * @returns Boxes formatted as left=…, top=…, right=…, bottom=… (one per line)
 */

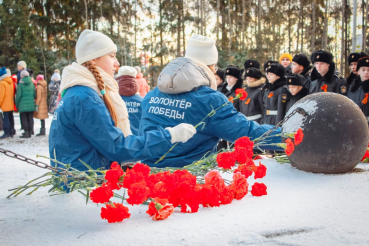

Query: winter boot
left=11, top=129, right=16, bottom=138
left=0, top=132, right=11, bottom=139
left=36, top=128, right=46, bottom=136
left=20, top=131, right=31, bottom=138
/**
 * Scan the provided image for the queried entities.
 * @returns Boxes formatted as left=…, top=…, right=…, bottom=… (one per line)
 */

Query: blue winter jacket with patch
left=120, top=94, right=143, bottom=136
left=139, top=57, right=282, bottom=168
left=49, top=86, right=172, bottom=171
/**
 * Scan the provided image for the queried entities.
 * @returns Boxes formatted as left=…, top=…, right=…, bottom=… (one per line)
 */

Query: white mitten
left=166, top=123, right=197, bottom=144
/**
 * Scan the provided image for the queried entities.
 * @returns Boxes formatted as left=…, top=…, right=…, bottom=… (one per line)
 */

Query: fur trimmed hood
left=244, top=77, right=266, bottom=88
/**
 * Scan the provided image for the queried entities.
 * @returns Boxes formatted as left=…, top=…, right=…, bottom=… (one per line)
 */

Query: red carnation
left=146, top=198, right=169, bottom=216
left=126, top=181, right=150, bottom=205
left=285, top=138, right=295, bottom=156
left=234, top=137, right=254, bottom=160
left=90, top=183, right=113, bottom=204
left=251, top=182, right=267, bottom=196
left=132, top=163, right=151, bottom=178
left=153, top=204, right=175, bottom=221
left=234, top=164, right=253, bottom=179
left=101, top=202, right=131, bottom=223
left=122, top=169, right=145, bottom=189
left=220, top=185, right=235, bottom=205
left=151, top=181, right=170, bottom=199
left=105, top=162, right=124, bottom=190
left=235, top=88, right=248, bottom=100
left=231, top=172, right=248, bottom=200
left=216, top=152, right=236, bottom=169
left=204, top=170, right=222, bottom=184
left=254, top=162, right=267, bottom=179
left=294, top=128, right=304, bottom=146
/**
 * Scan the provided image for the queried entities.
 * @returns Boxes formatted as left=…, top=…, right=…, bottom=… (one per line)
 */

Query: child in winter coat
left=49, top=70, right=61, bottom=114
left=0, top=67, right=15, bottom=139
left=263, top=63, right=288, bottom=125
left=15, top=70, right=36, bottom=138
left=33, top=75, right=48, bottom=136
left=234, top=67, right=265, bottom=124
left=116, top=66, right=143, bottom=136
left=221, top=65, right=243, bottom=100
left=49, top=29, right=196, bottom=171
left=285, top=74, right=309, bottom=115
left=347, top=57, right=369, bottom=124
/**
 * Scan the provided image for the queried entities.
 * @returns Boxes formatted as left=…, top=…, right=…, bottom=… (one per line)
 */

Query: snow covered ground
left=0, top=115, right=369, bottom=246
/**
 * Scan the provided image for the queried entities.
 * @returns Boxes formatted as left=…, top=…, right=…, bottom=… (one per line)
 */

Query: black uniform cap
left=225, top=65, right=241, bottom=78
left=245, top=67, right=262, bottom=80
left=286, top=74, right=305, bottom=86
left=265, top=63, right=285, bottom=78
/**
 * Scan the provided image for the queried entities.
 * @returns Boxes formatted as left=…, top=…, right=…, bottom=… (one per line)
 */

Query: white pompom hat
left=118, top=66, right=137, bottom=78
left=76, top=29, right=117, bottom=64
left=185, top=35, right=218, bottom=65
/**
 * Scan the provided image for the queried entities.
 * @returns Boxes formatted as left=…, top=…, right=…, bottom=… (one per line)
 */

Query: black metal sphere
left=282, top=92, right=369, bottom=174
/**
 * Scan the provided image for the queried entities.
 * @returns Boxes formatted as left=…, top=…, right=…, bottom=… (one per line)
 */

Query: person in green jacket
left=15, top=70, right=36, bottom=138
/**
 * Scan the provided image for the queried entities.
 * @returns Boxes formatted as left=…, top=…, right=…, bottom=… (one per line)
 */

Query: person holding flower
left=139, top=35, right=283, bottom=168
left=49, top=30, right=196, bottom=171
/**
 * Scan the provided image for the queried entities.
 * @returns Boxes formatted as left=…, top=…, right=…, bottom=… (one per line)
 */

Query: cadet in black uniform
left=347, top=57, right=369, bottom=125
left=262, top=63, right=288, bottom=125
left=309, top=50, right=347, bottom=95
left=221, top=65, right=243, bottom=100
left=291, top=54, right=312, bottom=89
left=215, top=69, right=226, bottom=92
left=234, top=67, right=266, bottom=124
left=346, top=52, right=368, bottom=89
left=285, top=74, right=309, bottom=114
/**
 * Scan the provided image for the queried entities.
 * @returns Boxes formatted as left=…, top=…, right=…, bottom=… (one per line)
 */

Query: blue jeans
left=2, top=111, right=13, bottom=135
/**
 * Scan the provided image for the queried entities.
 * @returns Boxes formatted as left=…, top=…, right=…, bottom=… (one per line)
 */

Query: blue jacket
left=121, top=94, right=143, bottom=136
left=49, top=86, right=173, bottom=171
left=139, top=58, right=282, bottom=168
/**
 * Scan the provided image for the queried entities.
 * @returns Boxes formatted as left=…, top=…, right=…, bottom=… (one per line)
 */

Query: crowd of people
left=1, top=29, right=368, bottom=170
left=0, top=58, right=151, bottom=140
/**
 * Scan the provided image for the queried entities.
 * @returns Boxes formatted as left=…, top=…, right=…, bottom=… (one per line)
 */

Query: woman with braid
left=49, top=30, right=196, bottom=171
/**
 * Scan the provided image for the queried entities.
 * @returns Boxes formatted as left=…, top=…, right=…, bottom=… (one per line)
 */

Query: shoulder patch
left=282, top=93, right=287, bottom=100
left=341, top=86, right=347, bottom=94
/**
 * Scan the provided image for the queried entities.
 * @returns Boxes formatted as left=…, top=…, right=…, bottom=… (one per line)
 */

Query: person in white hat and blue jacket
left=49, top=29, right=196, bottom=171
left=139, top=35, right=283, bottom=168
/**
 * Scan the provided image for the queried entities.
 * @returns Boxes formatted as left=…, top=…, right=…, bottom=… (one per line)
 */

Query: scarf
left=60, top=62, right=132, bottom=137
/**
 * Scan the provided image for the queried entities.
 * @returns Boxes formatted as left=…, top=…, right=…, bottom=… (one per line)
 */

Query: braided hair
left=83, top=61, right=118, bottom=126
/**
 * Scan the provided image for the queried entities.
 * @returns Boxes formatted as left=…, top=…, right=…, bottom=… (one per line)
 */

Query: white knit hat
left=118, top=66, right=137, bottom=77
left=17, top=61, right=27, bottom=69
left=20, top=70, right=29, bottom=78
left=76, top=29, right=117, bottom=64
left=185, top=35, right=218, bottom=65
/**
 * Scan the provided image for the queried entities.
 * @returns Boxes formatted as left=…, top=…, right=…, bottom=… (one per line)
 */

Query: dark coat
left=346, top=72, right=358, bottom=90
left=220, top=78, right=243, bottom=100
left=262, top=77, right=289, bottom=125
left=234, top=77, right=266, bottom=124
left=217, top=82, right=226, bottom=92
left=300, top=65, right=312, bottom=89
left=309, top=62, right=347, bottom=95
left=347, top=77, right=369, bottom=123
left=285, top=87, right=309, bottom=114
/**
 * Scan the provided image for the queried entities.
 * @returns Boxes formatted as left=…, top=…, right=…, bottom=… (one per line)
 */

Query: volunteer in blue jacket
left=49, top=30, right=196, bottom=171
left=116, top=66, right=143, bottom=135
left=139, top=35, right=283, bottom=168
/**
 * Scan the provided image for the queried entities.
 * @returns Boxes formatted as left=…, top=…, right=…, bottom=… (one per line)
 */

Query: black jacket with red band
left=347, top=77, right=369, bottom=124
left=262, top=77, right=289, bottom=125
left=309, top=62, right=347, bottom=95
left=234, top=77, right=266, bottom=124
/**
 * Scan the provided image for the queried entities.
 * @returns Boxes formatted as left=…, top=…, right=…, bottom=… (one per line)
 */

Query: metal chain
left=0, top=147, right=75, bottom=176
